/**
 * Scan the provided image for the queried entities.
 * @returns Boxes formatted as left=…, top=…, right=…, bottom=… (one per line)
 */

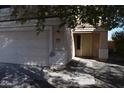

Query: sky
left=108, top=27, right=124, bottom=41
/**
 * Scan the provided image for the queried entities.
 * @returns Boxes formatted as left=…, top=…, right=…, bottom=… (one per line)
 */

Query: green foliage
left=112, top=31, right=124, bottom=57
left=11, top=5, right=124, bottom=32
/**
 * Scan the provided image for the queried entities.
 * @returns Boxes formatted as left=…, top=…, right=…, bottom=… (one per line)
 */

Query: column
left=99, top=31, right=108, bottom=61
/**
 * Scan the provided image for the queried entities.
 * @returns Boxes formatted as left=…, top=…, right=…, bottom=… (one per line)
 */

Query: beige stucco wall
left=65, top=27, right=74, bottom=61
left=92, top=32, right=100, bottom=58
left=48, top=25, right=68, bottom=66
left=99, top=31, right=108, bottom=61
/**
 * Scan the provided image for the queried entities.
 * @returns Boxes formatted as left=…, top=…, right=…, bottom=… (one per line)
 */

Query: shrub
left=112, top=31, right=124, bottom=57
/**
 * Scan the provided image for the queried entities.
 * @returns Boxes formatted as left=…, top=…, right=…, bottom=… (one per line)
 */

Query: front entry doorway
left=74, top=33, right=93, bottom=58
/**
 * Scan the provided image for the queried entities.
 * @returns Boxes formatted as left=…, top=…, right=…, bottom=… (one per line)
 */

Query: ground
left=0, top=57, right=124, bottom=88
left=44, top=57, right=124, bottom=88
left=0, top=63, right=54, bottom=88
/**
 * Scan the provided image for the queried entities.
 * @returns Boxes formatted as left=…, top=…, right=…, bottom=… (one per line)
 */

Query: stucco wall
left=99, top=31, right=108, bottom=61
left=92, top=32, right=100, bottom=58
left=48, top=25, right=68, bottom=66
left=65, top=27, right=74, bottom=62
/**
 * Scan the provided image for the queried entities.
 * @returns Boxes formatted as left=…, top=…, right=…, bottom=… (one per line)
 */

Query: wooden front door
left=74, top=33, right=93, bottom=58
left=81, top=34, right=93, bottom=57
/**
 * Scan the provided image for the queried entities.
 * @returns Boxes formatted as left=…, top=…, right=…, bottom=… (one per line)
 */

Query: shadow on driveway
left=0, top=63, right=54, bottom=88
left=66, top=60, right=124, bottom=88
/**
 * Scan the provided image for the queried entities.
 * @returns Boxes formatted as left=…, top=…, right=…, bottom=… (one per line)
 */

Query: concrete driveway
left=0, top=63, right=54, bottom=88
left=0, top=57, right=124, bottom=88
left=44, top=57, right=124, bottom=88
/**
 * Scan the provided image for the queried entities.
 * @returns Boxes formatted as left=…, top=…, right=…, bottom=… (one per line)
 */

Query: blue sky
left=108, top=27, right=124, bottom=41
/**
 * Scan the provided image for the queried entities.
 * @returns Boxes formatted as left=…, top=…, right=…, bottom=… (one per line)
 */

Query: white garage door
left=0, top=30, right=48, bottom=66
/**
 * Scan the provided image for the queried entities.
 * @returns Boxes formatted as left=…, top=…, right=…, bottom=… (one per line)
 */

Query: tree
left=112, top=31, right=124, bottom=57
left=10, top=5, right=124, bottom=33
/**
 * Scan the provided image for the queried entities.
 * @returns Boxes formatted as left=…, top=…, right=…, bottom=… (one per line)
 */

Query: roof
left=73, top=24, right=105, bottom=32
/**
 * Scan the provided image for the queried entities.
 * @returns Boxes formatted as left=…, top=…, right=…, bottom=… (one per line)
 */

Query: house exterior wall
left=48, top=25, right=68, bottom=66
left=99, top=31, right=108, bottom=61
left=65, top=27, right=74, bottom=61
left=0, top=7, right=108, bottom=66
left=52, top=26, right=65, bottom=51
left=0, top=18, right=69, bottom=66
left=0, top=7, right=69, bottom=66
left=72, top=27, right=108, bottom=61
left=92, top=32, right=100, bottom=58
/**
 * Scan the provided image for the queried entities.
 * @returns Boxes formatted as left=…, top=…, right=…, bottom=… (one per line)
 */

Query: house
left=72, top=25, right=108, bottom=60
left=0, top=6, right=108, bottom=66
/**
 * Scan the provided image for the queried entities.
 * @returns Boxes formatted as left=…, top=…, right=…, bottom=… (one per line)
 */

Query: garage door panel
left=17, top=56, right=47, bottom=65
left=0, top=57, right=17, bottom=63
left=0, top=48, right=16, bottom=56
left=14, top=31, right=47, bottom=40
left=13, top=40, right=47, bottom=49
left=27, top=40, right=47, bottom=47
left=0, top=31, right=48, bottom=66
left=16, top=48, right=47, bottom=57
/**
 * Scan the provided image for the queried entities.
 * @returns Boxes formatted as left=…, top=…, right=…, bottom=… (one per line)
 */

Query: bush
left=112, top=31, right=124, bottom=57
